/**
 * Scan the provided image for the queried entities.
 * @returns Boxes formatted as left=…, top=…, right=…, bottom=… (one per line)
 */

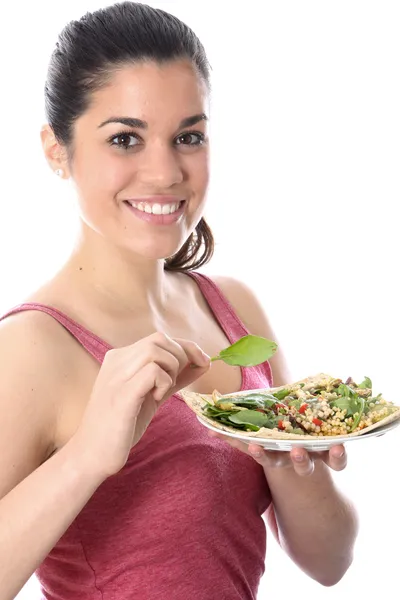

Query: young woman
left=0, top=3, right=358, bottom=599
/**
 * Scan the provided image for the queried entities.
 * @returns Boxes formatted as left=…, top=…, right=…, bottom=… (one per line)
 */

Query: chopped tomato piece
left=278, top=420, right=285, bottom=430
left=312, top=418, right=323, bottom=426
left=299, top=403, right=309, bottom=414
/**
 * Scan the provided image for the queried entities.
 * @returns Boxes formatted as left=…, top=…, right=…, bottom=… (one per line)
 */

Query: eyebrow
left=98, top=113, right=208, bottom=130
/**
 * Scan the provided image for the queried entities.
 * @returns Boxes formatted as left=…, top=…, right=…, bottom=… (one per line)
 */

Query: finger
left=207, top=431, right=225, bottom=441
left=172, top=362, right=211, bottom=392
left=207, top=434, right=274, bottom=466
left=173, top=338, right=211, bottom=369
left=248, top=445, right=293, bottom=468
left=208, top=432, right=316, bottom=475
left=127, top=362, right=174, bottom=410
left=108, top=332, right=193, bottom=378
left=206, top=431, right=249, bottom=453
left=248, top=443, right=265, bottom=459
left=208, top=435, right=292, bottom=469
left=326, top=444, right=347, bottom=471
left=149, top=332, right=191, bottom=373
left=290, top=448, right=315, bottom=476
left=125, top=345, right=181, bottom=384
left=171, top=339, right=211, bottom=391
left=248, top=443, right=277, bottom=465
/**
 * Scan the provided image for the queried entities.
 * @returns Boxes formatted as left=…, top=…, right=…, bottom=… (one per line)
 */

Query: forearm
left=265, top=461, right=358, bottom=586
left=0, top=440, right=104, bottom=600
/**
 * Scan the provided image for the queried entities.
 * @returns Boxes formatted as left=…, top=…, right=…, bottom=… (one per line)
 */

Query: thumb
left=171, top=362, right=211, bottom=394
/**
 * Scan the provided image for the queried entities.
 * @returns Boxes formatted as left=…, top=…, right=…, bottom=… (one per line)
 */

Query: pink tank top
left=1, top=272, right=274, bottom=600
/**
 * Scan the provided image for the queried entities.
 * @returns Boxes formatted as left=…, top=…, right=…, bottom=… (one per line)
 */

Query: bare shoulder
left=0, top=310, right=76, bottom=498
left=212, top=275, right=273, bottom=335
left=212, top=275, right=292, bottom=386
left=0, top=308, right=77, bottom=373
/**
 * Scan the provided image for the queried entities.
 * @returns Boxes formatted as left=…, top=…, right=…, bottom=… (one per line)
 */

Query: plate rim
left=197, top=414, right=400, bottom=449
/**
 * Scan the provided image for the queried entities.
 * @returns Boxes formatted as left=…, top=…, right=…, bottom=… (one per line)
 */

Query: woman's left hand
left=207, top=431, right=347, bottom=476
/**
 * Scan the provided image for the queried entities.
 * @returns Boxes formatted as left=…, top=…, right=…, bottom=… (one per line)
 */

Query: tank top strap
left=186, top=272, right=250, bottom=343
left=0, top=303, right=111, bottom=364
left=0, top=276, right=272, bottom=385
left=187, top=272, right=274, bottom=389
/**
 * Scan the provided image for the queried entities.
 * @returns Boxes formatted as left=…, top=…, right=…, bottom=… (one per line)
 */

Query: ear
left=40, top=124, right=70, bottom=179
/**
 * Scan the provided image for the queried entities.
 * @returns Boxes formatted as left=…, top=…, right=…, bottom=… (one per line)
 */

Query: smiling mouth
left=124, top=200, right=185, bottom=215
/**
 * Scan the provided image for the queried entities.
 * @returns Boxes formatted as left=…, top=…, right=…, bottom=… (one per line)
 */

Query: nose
left=138, top=142, right=184, bottom=189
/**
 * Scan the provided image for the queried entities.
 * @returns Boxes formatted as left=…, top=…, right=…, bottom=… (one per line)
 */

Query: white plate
left=197, top=415, right=400, bottom=451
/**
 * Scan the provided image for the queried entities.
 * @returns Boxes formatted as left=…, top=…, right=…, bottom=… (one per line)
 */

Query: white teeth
left=152, top=203, right=162, bottom=215
left=128, top=201, right=181, bottom=215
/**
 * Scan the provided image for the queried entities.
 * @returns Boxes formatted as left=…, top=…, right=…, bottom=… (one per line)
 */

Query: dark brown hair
left=45, top=1, right=214, bottom=272
left=164, top=218, right=214, bottom=272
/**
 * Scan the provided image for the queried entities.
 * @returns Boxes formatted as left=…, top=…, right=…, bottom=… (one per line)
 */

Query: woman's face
left=66, top=60, right=210, bottom=261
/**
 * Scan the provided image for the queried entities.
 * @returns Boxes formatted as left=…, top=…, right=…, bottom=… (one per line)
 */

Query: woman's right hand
left=69, top=332, right=210, bottom=480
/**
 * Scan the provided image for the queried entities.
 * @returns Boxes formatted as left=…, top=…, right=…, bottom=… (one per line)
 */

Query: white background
left=1, top=1, right=399, bottom=598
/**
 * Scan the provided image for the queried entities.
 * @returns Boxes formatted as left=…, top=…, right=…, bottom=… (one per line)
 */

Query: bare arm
left=261, top=459, right=357, bottom=586
left=0, top=313, right=210, bottom=600
left=214, top=276, right=358, bottom=586
left=0, top=314, right=105, bottom=600
left=0, top=440, right=104, bottom=600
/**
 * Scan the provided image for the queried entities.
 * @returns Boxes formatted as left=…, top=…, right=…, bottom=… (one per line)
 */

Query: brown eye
left=175, top=132, right=204, bottom=146
left=110, top=133, right=140, bottom=149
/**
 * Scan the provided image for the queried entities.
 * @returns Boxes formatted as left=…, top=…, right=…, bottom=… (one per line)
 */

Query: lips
left=123, top=198, right=186, bottom=225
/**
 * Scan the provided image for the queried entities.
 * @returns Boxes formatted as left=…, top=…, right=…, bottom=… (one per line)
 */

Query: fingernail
left=293, top=454, right=304, bottom=462
left=334, top=449, right=345, bottom=458
left=190, top=353, right=210, bottom=368
left=201, top=351, right=211, bottom=365
left=250, top=447, right=264, bottom=458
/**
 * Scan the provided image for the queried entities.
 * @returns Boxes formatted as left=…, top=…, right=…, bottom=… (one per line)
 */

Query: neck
left=61, top=225, right=175, bottom=317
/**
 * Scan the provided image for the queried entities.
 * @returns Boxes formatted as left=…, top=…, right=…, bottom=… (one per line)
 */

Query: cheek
left=100, top=159, right=133, bottom=194
left=75, top=148, right=133, bottom=197
left=186, top=151, right=209, bottom=196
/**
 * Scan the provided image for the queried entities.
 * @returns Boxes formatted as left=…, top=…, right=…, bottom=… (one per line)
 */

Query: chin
left=124, top=236, right=187, bottom=263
